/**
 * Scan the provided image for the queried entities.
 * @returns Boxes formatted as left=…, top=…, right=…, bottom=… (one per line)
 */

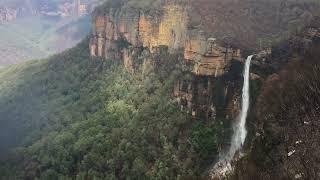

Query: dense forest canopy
left=0, top=40, right=231, bottom=179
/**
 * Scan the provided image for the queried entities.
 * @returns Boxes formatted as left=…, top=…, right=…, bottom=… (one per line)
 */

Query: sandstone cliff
left=89, top=0, right=242, bottom=76
left=88, top=0, right=320, bottom=122
left=89, top=0, right=245, bottom=121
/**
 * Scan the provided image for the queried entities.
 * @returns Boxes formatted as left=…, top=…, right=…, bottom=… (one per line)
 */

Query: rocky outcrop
left=184, top=34, right=242, bottom=76
left=89, top=2, right=189, bottom=59
left=89, top=1, right=242, bottom=75
left=89, top=1, right=244, bottom=120
left=173, top=69, right=242, bottom=120
left=88, top=0, right=320, bottom=123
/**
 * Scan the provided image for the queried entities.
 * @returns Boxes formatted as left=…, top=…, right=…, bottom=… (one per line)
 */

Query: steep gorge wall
left=89, top=3, right=189, bottom=58
left=89, top=1, right=244, bottom=121
left=88, top=0, right=320, bottom=122
left=89, top=1, right=242, bottom=75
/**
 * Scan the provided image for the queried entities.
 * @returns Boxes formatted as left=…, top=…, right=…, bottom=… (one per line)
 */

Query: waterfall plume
left=211, top=55, right=254, bottom=177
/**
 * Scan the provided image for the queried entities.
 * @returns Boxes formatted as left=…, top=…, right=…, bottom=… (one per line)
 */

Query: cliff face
left=90, top=0, right=320, bottom=59
left=89, top=1, right=244, bottom=120
left=88, top=0, right=320, bottom=123
left=89, top=1, right=241, bottom=75
left=90, top=3, right=191, bottom=72
left=89, top=3, right=189, bottom=57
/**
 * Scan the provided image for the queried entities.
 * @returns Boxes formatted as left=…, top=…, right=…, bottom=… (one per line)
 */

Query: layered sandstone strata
left=89, top=2, right=242, bottom=76
left=89, top=1, right=244, bottom=120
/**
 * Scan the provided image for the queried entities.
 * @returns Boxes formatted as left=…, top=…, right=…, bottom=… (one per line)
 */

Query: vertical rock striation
left=89, top=1, right=242, bottom=73
left=89, top=0, right=244, bottom=120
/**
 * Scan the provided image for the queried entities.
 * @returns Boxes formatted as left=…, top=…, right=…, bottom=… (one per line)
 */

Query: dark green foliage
left=190, top=123, right=218, bottom=159
left=0, top=39, right=223, bottom=179
left=114, top=39, right=130, bottom=49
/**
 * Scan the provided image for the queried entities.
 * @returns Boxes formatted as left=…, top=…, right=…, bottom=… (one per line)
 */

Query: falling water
left=211, top=55, right=254, bottom=177
left=228, top=55, right=253, bottom=159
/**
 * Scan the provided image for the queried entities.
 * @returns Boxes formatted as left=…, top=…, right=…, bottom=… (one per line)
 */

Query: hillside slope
left=0, top=40, right=229, bottom=179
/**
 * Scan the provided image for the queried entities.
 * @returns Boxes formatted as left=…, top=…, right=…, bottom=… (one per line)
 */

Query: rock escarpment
left=88, top=0, right=320, bottom=122
left=89, top=0, right=244, bottom=120
left=89, top=1, right=242, bottom=74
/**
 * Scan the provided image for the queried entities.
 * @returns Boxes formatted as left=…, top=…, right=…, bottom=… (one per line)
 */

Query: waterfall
left=211, top=55, right=253, bottom=177
left=228, top=54, right=253, bottom=159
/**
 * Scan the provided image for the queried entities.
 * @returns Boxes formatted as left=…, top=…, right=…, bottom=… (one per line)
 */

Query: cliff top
left=92, top=0, right=320, bottom=50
